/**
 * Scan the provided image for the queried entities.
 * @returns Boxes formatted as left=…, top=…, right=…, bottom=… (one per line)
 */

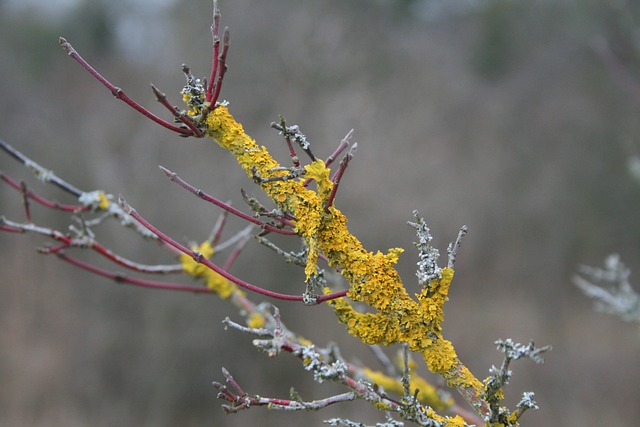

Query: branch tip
left=117, top=194, right=132, bottom=214
left=158, top=165, right=174, bottom=178
left=150, top=83, right=164, bottom=98
left=59, top=36, right=73, bottom=55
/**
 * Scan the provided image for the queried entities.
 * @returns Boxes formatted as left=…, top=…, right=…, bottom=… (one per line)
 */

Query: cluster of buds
left=1, top=2, right=550, bottom=426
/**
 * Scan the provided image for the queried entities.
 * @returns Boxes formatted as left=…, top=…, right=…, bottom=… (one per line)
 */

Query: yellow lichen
left=204, top=105, right=485, bottom=413
left=361, top=367, right=453, bottom=411
left=97, top=191, right=110, bottom=210
left=179, top=241, right=236, bottom=299
left=247, top=311, right=266, bottom=329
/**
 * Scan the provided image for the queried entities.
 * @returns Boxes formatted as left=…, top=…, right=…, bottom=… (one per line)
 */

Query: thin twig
left=207, top=0, right=222, bottom=103
left=210, top=27, right=230, bottom=107
left=447, top=225, right=468, bottom=268
left=1, top=138, right=85, bottom=197
left=150, top=84, right=204, bottom=137
left=57, top=252, right=215, bottom=294
left=159, top=165, right=297, bottom=235
left=119, top=195, right=311, bottom=302
left=325, top=143, right=357, bottom=212
left=59, top=37, right=193, bottom=136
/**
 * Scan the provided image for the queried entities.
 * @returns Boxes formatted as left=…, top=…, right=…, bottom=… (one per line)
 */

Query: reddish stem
left=325, top=143, right=357, bottom=212
left=221, top=230, right=251, bottom=271
left=19, top=181, right=32, bottom=223
left=90, top=240, right=183, bottom=274
left=119, top=195, right=304, bottom=301
left=2, top=216, right=182, bottom=274
left=210, top=28, right=230, bottom=106
left=207, top=0, right=221, bottom=103
left=57, top=252, right=215, bottom=294
left=150, top=84, right=204, bottom=137
left=159, top=165, right=297, bottom=235
left=325, top=129, right=353, bottom=168
left=59, top=37, right=193, bottom=136
left=0, top=223, right=24, bottom=233
left=209, top=211, right=229, bottom=246
left=1, top=173, right=89, bottom=212
left=119, top=196, right=348, bottom=304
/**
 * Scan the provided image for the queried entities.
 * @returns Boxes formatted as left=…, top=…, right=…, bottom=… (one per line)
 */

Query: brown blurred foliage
left=1, top=0, right=639, bottom=426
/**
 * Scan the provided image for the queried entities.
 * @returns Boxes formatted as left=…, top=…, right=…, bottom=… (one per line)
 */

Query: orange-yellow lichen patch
left=361, top=367, right=454, bottom=411
left=179, top=241, right=236, bottom=299
left=97, top=191, right=110, bottom=210
left=205, top=105, right=484, bottom=408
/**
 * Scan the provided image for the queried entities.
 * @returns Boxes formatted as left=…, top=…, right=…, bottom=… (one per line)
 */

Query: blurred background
left=1, top=0, right=640, bottom=426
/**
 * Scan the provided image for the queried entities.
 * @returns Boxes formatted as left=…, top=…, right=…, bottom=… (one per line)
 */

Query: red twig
left=208, top=210, right=229, bottom=246
left=1, top=172, right=89, bottom=213
left=210, top=28, right=230, bottom=107
left=207, top=0, right=221, bottom=103
left=271, top=118, right=301, bottom=169
left=118, top=195, right=347, bottom=304
left=325, top=143, right=357, bottom=212
left=1, top=216, right=182, bottom=274
left=159, top=166, right=297, bottom=235
left=89, top=241, right=183, bottom=274
left=325, top=129, right=353, bottom=168
left=59, top=37, right=193, bottom=136
left=57, top=252, right=215, bottom=294
left=0, top=221, right=23, bottom=233
left=221, top=227, right=251, bottom=271
left=118, top=195, right=304, bottom=301
left=240, top=188, right=297, bottom=228
left=19, top=181, right=32, bottom=223
left=150, top=84, right=204, bottom=137
left=214, top=367, right=356, bottom=413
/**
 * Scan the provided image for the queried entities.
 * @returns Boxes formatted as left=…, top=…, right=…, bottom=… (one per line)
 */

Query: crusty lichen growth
left=205, top=105, right=486, bottom=415
left=329, top=268, right=483, bottom=395
left=361, top=365, right=453, bottom=411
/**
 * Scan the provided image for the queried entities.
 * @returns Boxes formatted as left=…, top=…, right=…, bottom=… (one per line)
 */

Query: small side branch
left=447, top=225, right=468, bottom=268
left=150, top=84, right=204, bottom=137
left=158, top=166, right=297, bottom=235
left=206, top=0, right=230, bottom=106
left=325, top=143, right=357, bottom=212
left=1, top=172, right=89, bottom=213
left=271, top=119, right=316, bottom=162
left=574, top=254, right=640, bottom=323
left=482, top=339, right=551, bottom=424
left=1, top=138, right=84, bottom=197
left=325, top=129, right=353, bottom=168
left=117, top=195, right=346, bottom=304
left=1, top=216, right=182, bottom=273
left=118, top=195, right=302, bottom=301
left=58, top=252, right=215, bottom=294
left=59, top=37, right=193, bottom=136
left=214, top=368, right=356, bottom=413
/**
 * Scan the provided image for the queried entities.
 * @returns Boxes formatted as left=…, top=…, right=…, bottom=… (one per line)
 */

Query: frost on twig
left=574, top=254, right=640, bottom=323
